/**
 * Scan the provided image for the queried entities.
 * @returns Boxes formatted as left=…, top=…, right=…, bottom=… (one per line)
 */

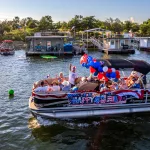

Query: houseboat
left=137, top=37, right=150, bottom=52
left=0, top=40, right=15, bottom=55
left=82, top=28, right=139, bottom=54
left=26, top=32, right=86, bottom=56
left=29, top=57, right=150, bottom=119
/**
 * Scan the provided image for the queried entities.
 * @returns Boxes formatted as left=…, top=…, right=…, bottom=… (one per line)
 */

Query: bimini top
left=98, top=59, right=150, bottom=75
left=2, top=40, right=13, bottom=43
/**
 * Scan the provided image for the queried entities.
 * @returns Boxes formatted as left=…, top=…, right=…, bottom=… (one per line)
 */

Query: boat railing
left=89, top=37, right=104, bottom=50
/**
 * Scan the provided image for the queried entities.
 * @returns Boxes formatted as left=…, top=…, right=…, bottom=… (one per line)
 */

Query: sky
left=0, top=0, right=150, bottom=23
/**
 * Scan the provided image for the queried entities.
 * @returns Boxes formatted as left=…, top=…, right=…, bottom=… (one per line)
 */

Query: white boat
left=29, top=59, right=150, bottom=119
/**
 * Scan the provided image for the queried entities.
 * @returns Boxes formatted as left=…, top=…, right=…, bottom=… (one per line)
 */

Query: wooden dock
left=100, top=49, right=135, bottom=54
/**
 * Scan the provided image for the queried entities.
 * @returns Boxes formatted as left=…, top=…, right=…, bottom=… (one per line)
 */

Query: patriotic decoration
left=67, top=89, right=147, bottom=105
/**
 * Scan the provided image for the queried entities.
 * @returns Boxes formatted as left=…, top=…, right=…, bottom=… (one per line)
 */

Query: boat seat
left=77, top=82, right=98, bottom=91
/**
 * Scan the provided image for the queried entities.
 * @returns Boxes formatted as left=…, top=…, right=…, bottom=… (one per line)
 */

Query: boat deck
left=101, top=49, right=135, bottom=54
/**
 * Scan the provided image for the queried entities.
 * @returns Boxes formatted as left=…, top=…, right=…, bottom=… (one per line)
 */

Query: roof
left=2, top=40, right=13, bottom=43
left=97, top=59, right=150, bottom=75
left=26, top=36, right=69, bottom=39
left=106, top=38, right=136, bottom=40
left=83, top=28, right=110, bottom=33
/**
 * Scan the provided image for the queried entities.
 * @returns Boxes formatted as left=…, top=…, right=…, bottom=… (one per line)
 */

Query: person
left=62, top=80, right=71, bottom=91
left=119, top=78, right=128, bottom=89
left=69, top=64, right=77, bottom=87
left=34, top=81, right=49, bottom=93
left=51, top=81, right=60, bottom=91
left=87, top=73, right=94, bottom=82
left=57, top=72, right=65, bottom=83
left=126, top=71, right=139, bottom=88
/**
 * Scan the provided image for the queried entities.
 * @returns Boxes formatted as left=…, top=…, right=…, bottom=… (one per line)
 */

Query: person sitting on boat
left=69, top=64, right=77, bottom=88
left=109, top=82, right=119, bottom=91
left=99, top=80, right=108, bottom=92
left=62, top=80, right=71, bottom=91
left=34, top=81, right=49, bottom=93
left=51, top=81, right=60, bottom=92
left=57, top=72, right=65, bottom=83
left=126, top=71, right=139, bottom=88
left=119, top=78, right=128, bottom=89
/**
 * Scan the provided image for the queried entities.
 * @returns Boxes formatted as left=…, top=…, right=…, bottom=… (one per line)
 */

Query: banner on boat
left=67, top=89, right=146, bottom=105
left=67, top=92, right=126, bottom=105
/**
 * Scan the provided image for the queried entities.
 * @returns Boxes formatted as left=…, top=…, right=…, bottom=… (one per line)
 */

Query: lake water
left=0, top=49, right=150, bottom=150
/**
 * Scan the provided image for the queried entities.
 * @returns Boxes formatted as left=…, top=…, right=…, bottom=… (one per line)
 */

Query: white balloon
left=112, top=68, right=116, bottom=72
left=103, top=66, right=108, bottom=72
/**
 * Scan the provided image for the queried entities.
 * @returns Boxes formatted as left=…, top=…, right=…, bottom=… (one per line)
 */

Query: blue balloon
left=94, top=71, right=99, bottom=76
left=89, top=61, right=94, bottom=67
left=85, top=64, right=89, bottom=69
left=82, top=63, right=86, bottom=67
left=87, top=56, right=93, bottom=63
left=93, top=61, right=101, bottom=69
left=98, top=66, right=103, bottom=72
left=114, top=78, right=118, bottom=82
left=110, top=72, right=116, bottom=78
left=106, top=72, right=110, bottom=78
left=72, top=86, right=78, bottom=92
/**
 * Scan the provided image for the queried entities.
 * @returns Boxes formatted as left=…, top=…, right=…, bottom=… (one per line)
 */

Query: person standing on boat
left=69, top=64, right=77, bottom=87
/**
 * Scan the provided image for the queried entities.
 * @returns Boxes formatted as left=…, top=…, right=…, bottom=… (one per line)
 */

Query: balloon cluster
left=80, top=54, right=120, bottom=81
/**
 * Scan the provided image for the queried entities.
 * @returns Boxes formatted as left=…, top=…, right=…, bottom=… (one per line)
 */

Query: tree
left=68, top=15, right=83, bottom=32
left=82, top=16, right=97, bottom=30
left=38, top=15, right=53, bottom=31
left=123, top=21, right=132, bottom=32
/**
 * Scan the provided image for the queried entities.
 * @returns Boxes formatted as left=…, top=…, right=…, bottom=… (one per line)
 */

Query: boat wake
left=30, top=115, right=105, bottom=129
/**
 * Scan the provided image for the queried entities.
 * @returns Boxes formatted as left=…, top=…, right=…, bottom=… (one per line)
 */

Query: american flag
left=100, top=95, right=106, bottom=103
left=106, top=95, right=117, bottom=103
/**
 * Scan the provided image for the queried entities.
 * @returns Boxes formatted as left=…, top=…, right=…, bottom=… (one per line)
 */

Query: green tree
left=38, top=15, right=53, bottom=31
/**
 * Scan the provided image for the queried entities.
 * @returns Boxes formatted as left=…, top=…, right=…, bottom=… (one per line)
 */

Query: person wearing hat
left=69, top=64, right=77, bottom=88
left=62, top=80, right=71, bottom=91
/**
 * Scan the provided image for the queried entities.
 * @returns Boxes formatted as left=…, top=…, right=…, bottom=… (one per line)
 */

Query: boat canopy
left=98, top=59, right=150, bottom=75
left=2, top=40, right=13, bottom=43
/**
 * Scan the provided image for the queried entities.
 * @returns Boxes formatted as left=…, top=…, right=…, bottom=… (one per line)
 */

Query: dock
left=101, top=49, right=135, bottom=54
left=26, top=51, right=73, bottom=56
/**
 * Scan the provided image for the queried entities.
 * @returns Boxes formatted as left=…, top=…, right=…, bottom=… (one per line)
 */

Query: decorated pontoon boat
left=0, top=40, right=15, bottom=55
left=29, top=56, right=150, bottom=119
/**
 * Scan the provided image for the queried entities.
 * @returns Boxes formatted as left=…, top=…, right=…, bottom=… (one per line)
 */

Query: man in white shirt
left=69, top=64, right=77, bottom=87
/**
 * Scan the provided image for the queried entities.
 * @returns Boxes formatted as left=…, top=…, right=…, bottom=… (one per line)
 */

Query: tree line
left=0, top=15, right=150, bottom=41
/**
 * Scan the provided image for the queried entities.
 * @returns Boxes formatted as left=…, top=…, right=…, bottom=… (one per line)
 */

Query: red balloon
left=116, top=70, right=119, bottom=75
left=104, top=76, right=109, bottom=82
left=90, top=66, right=96, bottom=73
left=107, top=68, right=112, bottom=73
left=116, top=74, right=120, bottom=79
left=98, top=73, right=104, bottom=80
left=80, top=54, right=88, bottom=64
left=93, top=58, right=97, bottom=62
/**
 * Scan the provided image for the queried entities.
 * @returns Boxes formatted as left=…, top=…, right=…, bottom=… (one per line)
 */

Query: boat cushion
left=77, top=82, right=98, bottom=91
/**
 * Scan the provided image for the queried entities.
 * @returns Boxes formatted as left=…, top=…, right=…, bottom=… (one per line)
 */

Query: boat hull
left=1, top=51, right=15, bottom=55
left=29, top=98, right=150, bottom=119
